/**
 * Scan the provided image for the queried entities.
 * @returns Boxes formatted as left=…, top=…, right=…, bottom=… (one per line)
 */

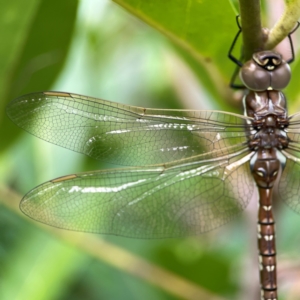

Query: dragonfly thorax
left=240, top=51, right=291, bottom=91
left=244, top=90, right=287, bottom=119
left=244, top=86, right=290, bottom=151
left=249, top=127, right=289, bottom=150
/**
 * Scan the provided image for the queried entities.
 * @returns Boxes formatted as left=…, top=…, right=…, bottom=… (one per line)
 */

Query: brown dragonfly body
left=7, top=26, right=300, bottom=300
left=240, top=50, right=291, bottom=299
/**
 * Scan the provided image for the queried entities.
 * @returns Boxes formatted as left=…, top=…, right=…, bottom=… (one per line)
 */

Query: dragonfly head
left=240, top=51, right=291, bottom=92
left=253, top=51, right=282, bottom=71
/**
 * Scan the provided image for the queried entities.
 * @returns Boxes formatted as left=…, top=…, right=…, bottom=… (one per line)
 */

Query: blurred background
left=1, top=0, right=300, bottom=299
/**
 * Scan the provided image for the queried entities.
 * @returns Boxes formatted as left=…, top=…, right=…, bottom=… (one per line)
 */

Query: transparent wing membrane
left=7, top=92, right=252, bottom=166
left=279, top=149, right=300, bottom=213
left=20, top=145, right=254, bottom=238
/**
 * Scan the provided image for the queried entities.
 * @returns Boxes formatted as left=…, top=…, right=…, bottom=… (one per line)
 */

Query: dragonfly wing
left=7, top=92, right=251, bottom=166
left=20, top=145, right=255, bottom=238
left=279, top=148, right=300, bottom=213
left=286, top=113, right=300, bottom=147
left=288, top=111, right=300, bottom=128
left=273, top=114, right=300, bottom=212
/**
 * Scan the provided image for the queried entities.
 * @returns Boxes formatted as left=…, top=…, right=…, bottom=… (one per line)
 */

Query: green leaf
left=113, top=0, right=238, bottom=106
left=0, top=0, right=78, bottom=151
left=0, top=0, right=40, bottom=106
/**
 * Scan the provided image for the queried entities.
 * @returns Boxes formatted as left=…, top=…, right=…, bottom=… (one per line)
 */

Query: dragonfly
left=6, top=20, right=300, bottom=300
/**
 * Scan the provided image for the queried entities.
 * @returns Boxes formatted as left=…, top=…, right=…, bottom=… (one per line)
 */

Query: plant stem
left=238, top=0, right=300, bottom=55
left=265, top=0, right=300, bottom=49
left=238, top=0, right=263, bottom=60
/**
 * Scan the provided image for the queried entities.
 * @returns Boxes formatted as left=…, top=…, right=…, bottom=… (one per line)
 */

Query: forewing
left=7, top=92, right=251, bottom=166
left=20, top=145, right=254, bottom=238
left=285, top=112, right=300, bottom=155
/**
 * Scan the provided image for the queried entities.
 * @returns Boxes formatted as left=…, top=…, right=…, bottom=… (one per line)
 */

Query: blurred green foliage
left=1, top=1, right=300, bottom=300
left=0, top=0, right=78, bottom=152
